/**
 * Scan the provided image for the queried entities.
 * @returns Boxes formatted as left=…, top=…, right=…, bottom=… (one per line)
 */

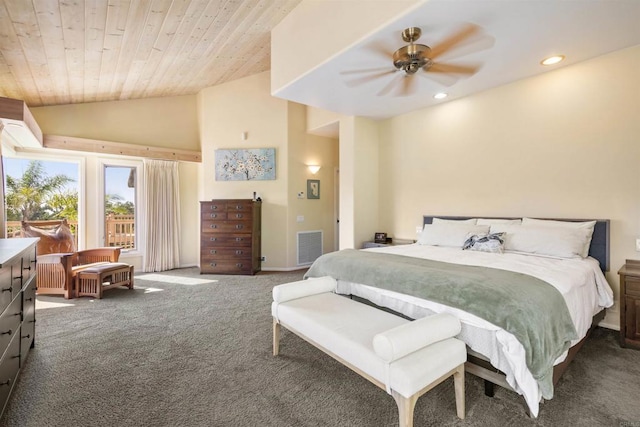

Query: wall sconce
left=307, top=165, right=321, bottom=174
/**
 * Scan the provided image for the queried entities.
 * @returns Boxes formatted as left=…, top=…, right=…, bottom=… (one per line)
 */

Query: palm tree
left=5, top=160, right=75, bottom=221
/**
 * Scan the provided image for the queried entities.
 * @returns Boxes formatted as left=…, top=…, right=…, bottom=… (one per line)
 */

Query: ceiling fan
left=342, top=24, right=492, bottom=96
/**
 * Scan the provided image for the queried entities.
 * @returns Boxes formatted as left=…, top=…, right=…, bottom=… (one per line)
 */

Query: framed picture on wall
left=307, top=179, right=320, bottom=199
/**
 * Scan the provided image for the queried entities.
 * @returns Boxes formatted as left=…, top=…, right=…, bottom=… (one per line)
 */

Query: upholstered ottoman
left=75, top=262, right=134, bottom=299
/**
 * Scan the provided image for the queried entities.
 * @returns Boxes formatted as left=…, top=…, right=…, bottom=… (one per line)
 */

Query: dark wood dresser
left=619, top=259, right=640, bottom=349
left=0, top=238, right=38, bottom=418
left=200, top=199, right=261, bottom=275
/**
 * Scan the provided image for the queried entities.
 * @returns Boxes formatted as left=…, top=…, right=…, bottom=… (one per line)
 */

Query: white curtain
left=142, top=159, right=181, bottom=272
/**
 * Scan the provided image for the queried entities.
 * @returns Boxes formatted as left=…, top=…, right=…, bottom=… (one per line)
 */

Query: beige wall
left=198, top=71, right=290, bottom=269
left=287, top=102, right=339, bottom=266
left=377, top=45, right=640, bottom=329
left=198, top=71, right=339, bottom=270
left=32, top=95, right=199, bottom=150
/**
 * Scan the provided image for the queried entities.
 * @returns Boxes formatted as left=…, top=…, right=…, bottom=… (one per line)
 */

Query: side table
left=618, top=259, right=640, bottom=349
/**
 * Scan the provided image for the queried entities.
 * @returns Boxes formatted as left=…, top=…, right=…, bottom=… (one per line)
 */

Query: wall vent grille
left=297, top=230, right=323, bottom=265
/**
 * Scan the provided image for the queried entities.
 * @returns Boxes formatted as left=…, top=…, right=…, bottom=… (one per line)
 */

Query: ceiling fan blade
left=434, top=33, right=495, bottom=61
left=340, top=66, right=394, bottom=76
left=343, top=70, right=397, bottom=87
left=417, top=71, right=458, bottom=87
left=377, top=74, right=402, bottom=96
left=428, top=23, right=481, bottom=60
left=363, top=42, right=395, bottom=60
left=398, top=75, right=418, bottom=97
left=428, top=62, right=480, bottom=75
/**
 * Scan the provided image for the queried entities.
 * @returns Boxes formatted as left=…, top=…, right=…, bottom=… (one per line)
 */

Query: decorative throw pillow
left=463, top=232, right=506, bottom=253
left=21, top=219, right=76, bottom=255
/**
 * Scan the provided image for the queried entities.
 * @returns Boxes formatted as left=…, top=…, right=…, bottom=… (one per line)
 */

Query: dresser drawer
left=201, top=234, right=252, bottom=248
left=0, top=331, right=20, bottom=412
left=20, top=245, right=37, bottom=285
left=0, top=297, right=22, bottom=354
left=201, top=259, right=253, bottom=274
left=201, top=211, right=227, bottom=221
left=201, top=247, right=252, bottom=260
left=202, top=201, right=227, bottom=212
left=0, top=266, right=14, bottom=315
left=227, top=201, right=252, bottom=212
left=202, top=220, right=252, bottom=234
left=626, top=277, right=640, bottom=297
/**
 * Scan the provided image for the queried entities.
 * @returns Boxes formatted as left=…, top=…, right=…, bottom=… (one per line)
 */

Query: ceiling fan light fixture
left=541, top=55, right=565, bottom=66
left=433, top=92, right=448, bottom=99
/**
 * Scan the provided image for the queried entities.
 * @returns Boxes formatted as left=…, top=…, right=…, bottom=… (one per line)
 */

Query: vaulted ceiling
left=0, top=0, right=301, bottom=107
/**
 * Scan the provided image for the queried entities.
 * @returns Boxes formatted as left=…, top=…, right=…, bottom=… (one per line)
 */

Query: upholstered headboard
left=422, top=216, right=610, bottom=272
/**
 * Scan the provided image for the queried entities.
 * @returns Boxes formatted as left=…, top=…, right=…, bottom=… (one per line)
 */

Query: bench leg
left=391, top=391, right=418, bottom=427
left=273, top=319, right=280, bottom=356
left=454, top=364, right=465, bottom=419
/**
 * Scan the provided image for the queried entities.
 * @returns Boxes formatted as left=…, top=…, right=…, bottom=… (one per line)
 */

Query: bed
left=304, top=216, right=614, bottom=417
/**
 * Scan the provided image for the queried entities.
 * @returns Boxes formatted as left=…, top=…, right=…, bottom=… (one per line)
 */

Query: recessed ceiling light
left=541, top=55, right=565, bottom=66
left=433, top=92, right=448, bottom=99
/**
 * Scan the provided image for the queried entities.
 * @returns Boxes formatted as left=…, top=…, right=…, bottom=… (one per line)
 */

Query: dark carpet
left=2, top=268, right=639, bottom=426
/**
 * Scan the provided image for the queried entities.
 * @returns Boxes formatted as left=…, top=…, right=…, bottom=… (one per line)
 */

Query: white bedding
left=337, top=244, right=613, bottom=417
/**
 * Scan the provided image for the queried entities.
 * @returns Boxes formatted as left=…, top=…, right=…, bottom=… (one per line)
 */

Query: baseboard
left=597, top=320, right=619, bottom=331
left=261, top=266, right=309, bottom=272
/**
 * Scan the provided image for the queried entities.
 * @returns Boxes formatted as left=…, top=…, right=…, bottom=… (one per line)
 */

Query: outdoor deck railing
left=6, top=215, right=135, bottom=249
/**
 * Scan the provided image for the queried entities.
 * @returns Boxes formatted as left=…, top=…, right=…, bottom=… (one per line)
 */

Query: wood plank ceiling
left=0, top=0, right=302, bottom=107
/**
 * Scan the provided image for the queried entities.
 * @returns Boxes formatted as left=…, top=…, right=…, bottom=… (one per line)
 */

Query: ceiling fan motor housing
left=393, top=44, right=431, bottom=74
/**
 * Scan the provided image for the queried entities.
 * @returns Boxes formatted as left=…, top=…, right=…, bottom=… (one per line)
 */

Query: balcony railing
left=6, top=215, right=135, bottom=249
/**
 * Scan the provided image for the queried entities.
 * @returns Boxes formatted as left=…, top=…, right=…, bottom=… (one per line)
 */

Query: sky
left=3, top=158, right=135, bottom=203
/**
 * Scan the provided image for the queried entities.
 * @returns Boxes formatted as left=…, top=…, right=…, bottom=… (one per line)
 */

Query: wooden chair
left=21, top=219, right=122, bottom=299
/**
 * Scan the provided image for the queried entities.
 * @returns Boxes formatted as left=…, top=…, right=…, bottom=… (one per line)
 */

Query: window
left=3, top=157, right=80, bottom=244
left=104, top=164, right=137, bottom=250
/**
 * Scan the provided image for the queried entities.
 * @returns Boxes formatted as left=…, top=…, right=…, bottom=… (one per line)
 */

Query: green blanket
left=304, top=249, right=578, bottom=398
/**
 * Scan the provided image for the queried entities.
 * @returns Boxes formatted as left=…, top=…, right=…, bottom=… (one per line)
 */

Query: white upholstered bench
left=272, top=276, right=466, bottom=427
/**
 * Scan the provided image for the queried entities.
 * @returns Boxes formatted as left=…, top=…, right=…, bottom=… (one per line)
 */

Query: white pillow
left=431, top=217, right=477, bottom=225
left=521, top=218, right=596, bottom=257
left=491, top=224, right=591, bottom=259
left=417, top=223, right=490, bottom=248
left=476, top=218, right=522, bottom=226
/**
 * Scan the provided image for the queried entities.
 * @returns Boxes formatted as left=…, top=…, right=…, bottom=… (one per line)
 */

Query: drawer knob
left=210, top=237, right=217, bottom=241
left=210, top=224, right=217, bottom=229
left=235, top=238, right=243, bottom=242
left=235, top=205, right=243, bottom=210
left=235, top=225, right=244, bottom=229
left=210, top=214, right=218, bottom=218
left=211, top=206, right=218, bottom=210
left=0, top=380, right=10, bottom=387
left=22, top=334, right=30, bottom=339
left=25, top=297, right=33, bottom=302
left=235, top=250, right=243, bottom=255
left=235, top=214, right=243, bottom=218
left=236, top=263, right=243, bottom=268
left=1, top=287, right=11, bottom=293
left=209, top=263, right=217, bottom=267
left=23, top=265, right=31, bottom=271
left=1, top=330, right=12, bottom=336
left=210, top=250, right=217, bottom=255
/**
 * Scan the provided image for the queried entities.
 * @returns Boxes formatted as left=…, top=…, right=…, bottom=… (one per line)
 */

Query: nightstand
left=362, top=239, right=414, bottom=249
left=618, top=259, right=640, bottom=349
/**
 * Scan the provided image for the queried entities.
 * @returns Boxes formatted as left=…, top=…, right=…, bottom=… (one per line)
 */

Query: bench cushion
left=78, top=262, right=131, bottom=274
